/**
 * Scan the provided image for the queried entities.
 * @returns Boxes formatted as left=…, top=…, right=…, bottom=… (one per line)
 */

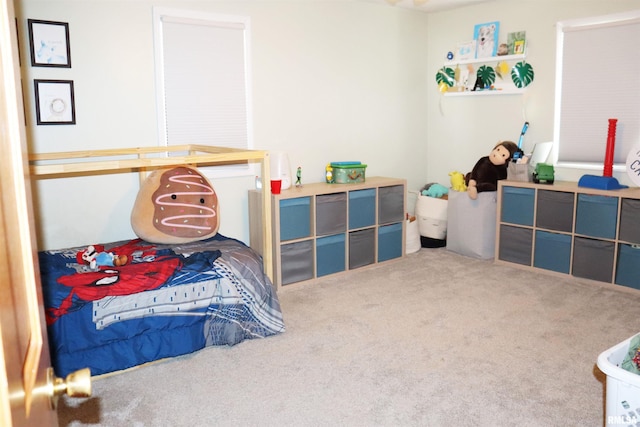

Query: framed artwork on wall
left=34, top=79, right=76, bottom=125
left=28, top=19, right=71, bottom=67
left=473, top=21, right=500, bottom=58
left=456, top=40, right=476, bottom=61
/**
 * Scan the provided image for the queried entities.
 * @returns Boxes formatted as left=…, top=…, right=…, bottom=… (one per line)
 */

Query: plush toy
left=449, top=171, right=467, bottom=192
left=78, top=245, right=128, bottom=270
left=421, top=183, right=448, bottom=198
left=131, top=166, right=219, bottom=244
left=465, top=140, right=518, bottom=200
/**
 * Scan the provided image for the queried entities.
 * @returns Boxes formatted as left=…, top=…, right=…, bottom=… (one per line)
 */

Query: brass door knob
left=46, top=367, right=92, bottom=409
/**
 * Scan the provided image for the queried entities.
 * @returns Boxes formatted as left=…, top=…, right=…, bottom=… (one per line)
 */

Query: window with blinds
left=153, top=8, right=253, bottom=177
left=554, top=10, right=640, bottom=168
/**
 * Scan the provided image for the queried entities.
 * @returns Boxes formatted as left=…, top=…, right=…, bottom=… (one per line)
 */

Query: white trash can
left=405, top=217, right=421, bottom=254
left=597, top=333, right=640, bottom=426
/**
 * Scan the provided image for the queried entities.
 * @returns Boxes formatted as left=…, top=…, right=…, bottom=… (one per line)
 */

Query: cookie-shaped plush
left=131, top=166, right=219, bottom=244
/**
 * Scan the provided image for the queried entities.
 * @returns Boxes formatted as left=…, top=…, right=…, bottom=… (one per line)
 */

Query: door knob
left=46, top=367, right=92, bottom=409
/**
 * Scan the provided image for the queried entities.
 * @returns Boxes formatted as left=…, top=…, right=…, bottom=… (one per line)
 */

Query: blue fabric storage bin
left=316, top=234, right=346, bottom=277
left=349, top=189, right=376, bottom=229
left=534, top=231, right=571, bottom=274
left=378, top=222, right=403, bottom=262
left=501, top=186, right=535, bottom=226
left=279, top=197, right=311, bottom=241
left=615, top=243, right=640, bottom=290
left=575, top=194, right=617, bottom=239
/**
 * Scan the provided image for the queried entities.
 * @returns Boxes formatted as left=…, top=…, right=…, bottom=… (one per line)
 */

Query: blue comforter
left=39, top=234, right=285, bottom=377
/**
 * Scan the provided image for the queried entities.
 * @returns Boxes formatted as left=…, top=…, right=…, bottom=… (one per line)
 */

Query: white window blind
left=555, top=11, right=640, bottom=166
left=153, top=8, right=253, bottom=176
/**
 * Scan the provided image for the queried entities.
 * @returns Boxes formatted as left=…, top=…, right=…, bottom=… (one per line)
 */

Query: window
left=153, top=8, right=253, bottom=177
left=554, top=10, right=640, bottom=168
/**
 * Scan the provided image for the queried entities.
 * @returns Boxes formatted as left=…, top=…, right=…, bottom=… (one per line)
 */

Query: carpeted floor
left=58, top=247, right=640, bottom=426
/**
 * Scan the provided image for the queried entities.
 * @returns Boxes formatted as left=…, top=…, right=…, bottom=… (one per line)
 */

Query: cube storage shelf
left=496, top=180, right=640, bottom=290
left=249, top=177, right=406, bottom=290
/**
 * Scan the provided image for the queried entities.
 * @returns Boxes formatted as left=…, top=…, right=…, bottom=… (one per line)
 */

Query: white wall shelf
left=440, top=53, right=528, bottom=97
left=444, top=88, right=524, bottom=97
left=444, top=53, right=526, bottom=67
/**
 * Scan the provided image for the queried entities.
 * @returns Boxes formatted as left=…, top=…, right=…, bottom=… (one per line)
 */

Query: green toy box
left=330, top=162, right=367, bottom=184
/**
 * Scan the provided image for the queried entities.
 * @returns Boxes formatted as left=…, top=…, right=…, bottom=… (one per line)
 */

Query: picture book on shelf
left=507, top=31, right=526, bottom=55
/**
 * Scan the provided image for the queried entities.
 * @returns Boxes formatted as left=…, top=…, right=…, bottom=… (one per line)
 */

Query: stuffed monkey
left=465, top=141, right=518, bottom=200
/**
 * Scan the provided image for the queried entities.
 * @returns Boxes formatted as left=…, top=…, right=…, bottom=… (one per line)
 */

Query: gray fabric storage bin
left=378, top=185, right=404, bottom=225
left=446, top=190, right=497, bottom=259
left=572, top=237, right=614, bottom=283
left=280, top=240, right=314, bottom=285
left=349, top=228, right=375, bottom=269
left=498, top=224, right=533, bottom=266
left=536, top=190, right=574, bottom=232
left=619, top=198, right=640, bottom=244
left=316, top=192, right=347, bottom=236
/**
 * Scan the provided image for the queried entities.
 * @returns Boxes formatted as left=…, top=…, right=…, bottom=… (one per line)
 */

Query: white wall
left=425, top=0, right=640, bottom=187
left=19, top=0, right=640, bottom=250
left=18, top=0, right=430, bottom=249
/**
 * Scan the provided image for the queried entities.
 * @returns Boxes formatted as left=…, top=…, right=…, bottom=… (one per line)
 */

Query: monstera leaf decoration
left=477, top=65, right=496, bottom=88
left=436, top=67, right=455, bottom=88
left=511, top=61, right=535, bottom=88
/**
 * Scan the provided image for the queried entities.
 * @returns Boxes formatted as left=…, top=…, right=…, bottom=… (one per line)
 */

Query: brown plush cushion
left=131, top=166, right=219, bottom=244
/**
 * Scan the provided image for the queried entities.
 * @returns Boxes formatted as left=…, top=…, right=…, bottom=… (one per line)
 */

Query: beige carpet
left=58, top=247, right=640, bottom=426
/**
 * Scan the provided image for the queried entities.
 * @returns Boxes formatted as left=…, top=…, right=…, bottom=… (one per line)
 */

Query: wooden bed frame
left=28, top=144, right=274, bottom=282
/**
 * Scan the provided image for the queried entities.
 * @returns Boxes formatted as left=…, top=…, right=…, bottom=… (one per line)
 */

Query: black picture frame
left=28, top=19, right=71, bottom=67
left=34, top=79, right=76, bottom=125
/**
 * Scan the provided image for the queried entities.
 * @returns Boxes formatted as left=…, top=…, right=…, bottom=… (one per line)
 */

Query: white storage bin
left=597, top=333, right=640, bottom=426
left=415, top=195, right=447, bottom=240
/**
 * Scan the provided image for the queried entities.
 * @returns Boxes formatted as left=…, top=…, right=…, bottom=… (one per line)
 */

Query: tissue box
left=331, top=162, right=367, bottom=184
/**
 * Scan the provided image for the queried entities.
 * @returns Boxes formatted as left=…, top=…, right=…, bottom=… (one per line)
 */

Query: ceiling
left=363, top=0, right=493, bottom=13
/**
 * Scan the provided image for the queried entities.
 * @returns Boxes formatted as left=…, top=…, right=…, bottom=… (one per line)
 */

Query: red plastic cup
left=270, top=179, right=282, bottom=194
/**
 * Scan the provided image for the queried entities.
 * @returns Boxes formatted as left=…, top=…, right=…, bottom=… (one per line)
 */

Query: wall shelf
left=444, top=89, right=524, bottom=97
left=440, top=53, right=528, bottom=97
left=444, top=53, right=526, bottom=67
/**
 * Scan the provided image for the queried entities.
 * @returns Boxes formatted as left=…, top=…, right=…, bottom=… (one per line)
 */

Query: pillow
left=131, top=166, right=219, bottom=244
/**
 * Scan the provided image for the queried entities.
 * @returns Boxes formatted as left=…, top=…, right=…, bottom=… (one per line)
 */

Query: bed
left=29, top=145, right=283, bottom=377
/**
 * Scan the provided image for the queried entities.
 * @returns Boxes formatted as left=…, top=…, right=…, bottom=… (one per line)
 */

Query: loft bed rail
left=28, top=144, right=269, bottom=176
left=28, top=144, right=274, bottom=282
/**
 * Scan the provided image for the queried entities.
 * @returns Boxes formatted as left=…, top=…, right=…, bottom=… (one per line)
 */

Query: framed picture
left=473, top=21, right=500, bottom=58
left=456, top=40, right=476, bottom=61
left=28, top=19, right=71, bottom=67
left=34, top=79, right=76, bottom=125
